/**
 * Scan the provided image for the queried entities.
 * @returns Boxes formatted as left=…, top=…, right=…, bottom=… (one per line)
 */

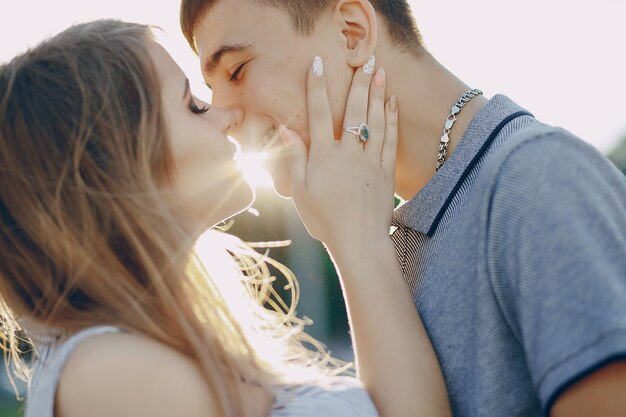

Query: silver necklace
left=436, top=88, right=483, bottom=171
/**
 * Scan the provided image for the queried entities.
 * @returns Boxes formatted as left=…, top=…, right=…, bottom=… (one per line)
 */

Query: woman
left=0, top=20, right=450, bottom=417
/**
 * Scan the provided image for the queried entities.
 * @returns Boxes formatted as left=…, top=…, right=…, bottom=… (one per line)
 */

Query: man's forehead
left=193, top=3, right=230, bottom=58
left=193, top=0, right=285, bottom=59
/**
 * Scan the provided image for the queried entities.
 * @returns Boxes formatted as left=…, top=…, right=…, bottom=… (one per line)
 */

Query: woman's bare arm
left=280, top=58, right=451, bottom=417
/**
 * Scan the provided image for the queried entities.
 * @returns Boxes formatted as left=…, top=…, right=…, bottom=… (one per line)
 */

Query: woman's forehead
left=145, top=39, right=186, bottom=89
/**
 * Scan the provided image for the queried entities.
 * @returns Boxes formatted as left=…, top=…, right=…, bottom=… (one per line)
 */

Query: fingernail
left=312, top=56, right=324, bottom=78
left=362, top=54, right=376, bottom=75
left=389, top=95, right=398, bottom=113
left=374, top=68, right=386, bottom=88
left=279, top=125, right=293, bottom=146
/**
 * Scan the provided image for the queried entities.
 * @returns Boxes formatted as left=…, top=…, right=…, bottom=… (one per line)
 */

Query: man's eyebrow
left=203, top=44, right=253, bottom=75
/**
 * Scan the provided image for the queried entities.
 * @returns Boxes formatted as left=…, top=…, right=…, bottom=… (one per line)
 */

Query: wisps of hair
left=0, top=19, right=349, bottom=417
left=180, top=0, right=424, bottom=54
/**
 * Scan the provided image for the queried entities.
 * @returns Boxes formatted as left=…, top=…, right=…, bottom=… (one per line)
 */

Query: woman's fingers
left=298, top=54, right=394, bottom=191
left=382, top=95, right=399, bottom=177
left=365, top=68, right=387, bottom=161
left=341, top=55, right=376, bottom=149
left=307, top=56, right=334, bottom=162
left=284, top=57, right=398, bottom=246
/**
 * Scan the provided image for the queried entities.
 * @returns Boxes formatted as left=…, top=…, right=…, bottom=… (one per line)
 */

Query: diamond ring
left=344, top=122, right=370, bottom=143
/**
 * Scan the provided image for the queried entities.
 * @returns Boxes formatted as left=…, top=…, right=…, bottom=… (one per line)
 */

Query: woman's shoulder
left=56, top=330, right=219, bottom=417
left=36, top=327, right=379, bottom=417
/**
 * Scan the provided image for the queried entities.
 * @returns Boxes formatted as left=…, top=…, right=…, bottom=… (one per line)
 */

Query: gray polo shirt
left=391, top=95, right=626, bottom=417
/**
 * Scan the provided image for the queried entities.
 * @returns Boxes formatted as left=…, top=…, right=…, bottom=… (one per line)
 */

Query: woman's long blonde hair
left=0, top=19, right=345, bottom=417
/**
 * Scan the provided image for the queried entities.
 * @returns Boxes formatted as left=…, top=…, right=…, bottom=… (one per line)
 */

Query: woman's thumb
left=279, top=125, right=307, bottom=189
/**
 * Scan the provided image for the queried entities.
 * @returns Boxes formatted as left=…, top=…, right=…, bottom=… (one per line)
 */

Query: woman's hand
left=279, top=58, right=451, bottom=417
left=279, top=56, right=398, bottom=249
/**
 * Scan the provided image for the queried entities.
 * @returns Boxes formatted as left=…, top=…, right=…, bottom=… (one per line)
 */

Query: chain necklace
left=435, top=88, right=483, bottom=171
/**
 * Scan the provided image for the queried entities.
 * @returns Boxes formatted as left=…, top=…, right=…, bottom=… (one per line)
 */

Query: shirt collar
left=392, top=95, right=533, bottom=237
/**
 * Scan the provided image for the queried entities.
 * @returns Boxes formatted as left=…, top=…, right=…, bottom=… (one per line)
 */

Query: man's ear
left=333, top=0, right=378, bottom=68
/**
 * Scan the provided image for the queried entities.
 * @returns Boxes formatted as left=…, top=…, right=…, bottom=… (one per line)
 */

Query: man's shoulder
left=490, top=122, right=596, bottom=172
left=467, top=120, right=626, bottom=244
left=480, top=121, right=623, bottom=196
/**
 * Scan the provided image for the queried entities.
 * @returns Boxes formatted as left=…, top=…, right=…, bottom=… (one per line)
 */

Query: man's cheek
left=278, top=84, right=308, bottom=138
left=262, top=146, right=291, bottom=196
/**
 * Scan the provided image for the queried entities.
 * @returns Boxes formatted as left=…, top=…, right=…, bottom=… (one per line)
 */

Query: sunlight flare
left=236, top=150, right=274, bottom=189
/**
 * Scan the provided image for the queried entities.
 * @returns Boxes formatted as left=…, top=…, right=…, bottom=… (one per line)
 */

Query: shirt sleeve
left=486, top=130, right=626, bottom=415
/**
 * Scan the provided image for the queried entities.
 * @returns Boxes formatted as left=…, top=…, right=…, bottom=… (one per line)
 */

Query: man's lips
left=261, top=126, right=279, bottom=150
left=238, top=126, right=281, bottom=154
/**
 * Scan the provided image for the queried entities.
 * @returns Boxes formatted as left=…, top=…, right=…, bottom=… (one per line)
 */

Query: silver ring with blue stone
left=344, top=122, right=370, bottom=143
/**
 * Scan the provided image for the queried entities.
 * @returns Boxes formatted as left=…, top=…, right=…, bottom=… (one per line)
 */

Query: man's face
left=194, top=0, right=354, bottom=197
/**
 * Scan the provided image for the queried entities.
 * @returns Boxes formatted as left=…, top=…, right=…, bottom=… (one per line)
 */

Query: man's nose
left=205, top=105, right=244, bottom=134
left=210, top=91, right=255, bottom=144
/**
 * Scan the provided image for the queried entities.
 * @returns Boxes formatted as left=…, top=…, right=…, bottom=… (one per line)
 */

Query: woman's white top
left=24, top=325, right=380, bottom=417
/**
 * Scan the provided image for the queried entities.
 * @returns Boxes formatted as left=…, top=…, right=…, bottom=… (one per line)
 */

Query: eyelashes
left=229, top=61, right=249, bottom=82
left=201, top=60, right=249, bottom=96
left=202, top=60, right=250, bottom=92
left=191, top=102, right=210, bottom=115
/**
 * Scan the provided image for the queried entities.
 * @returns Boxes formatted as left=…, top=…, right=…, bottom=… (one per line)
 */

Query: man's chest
left=391, top=224, right=541, bottom=416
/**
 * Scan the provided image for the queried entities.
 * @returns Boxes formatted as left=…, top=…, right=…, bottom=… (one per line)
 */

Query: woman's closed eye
left=190, top=98, right=209, bottom=115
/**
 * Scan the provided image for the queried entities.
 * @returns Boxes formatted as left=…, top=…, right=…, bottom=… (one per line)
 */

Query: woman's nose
left=206, top=105, right=244, bottom=134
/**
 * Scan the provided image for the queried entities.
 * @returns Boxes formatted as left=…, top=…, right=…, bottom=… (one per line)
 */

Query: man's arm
left=552, top=361, right=626, bottom=416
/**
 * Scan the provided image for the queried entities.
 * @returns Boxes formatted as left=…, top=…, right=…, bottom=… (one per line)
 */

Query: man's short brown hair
left=180, top=0, right=423, bottom=54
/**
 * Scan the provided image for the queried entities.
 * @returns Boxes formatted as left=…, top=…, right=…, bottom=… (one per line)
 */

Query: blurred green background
left=609, top=136, right=626, bottom=175
left=0, top=375, right=25, bottom=417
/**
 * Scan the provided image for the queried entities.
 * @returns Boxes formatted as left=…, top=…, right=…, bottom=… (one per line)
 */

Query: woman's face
left=147, top=40, right=254, bottom=229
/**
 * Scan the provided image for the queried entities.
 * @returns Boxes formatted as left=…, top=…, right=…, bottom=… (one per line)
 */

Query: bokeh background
left=1, top=0, right=625, bottom=415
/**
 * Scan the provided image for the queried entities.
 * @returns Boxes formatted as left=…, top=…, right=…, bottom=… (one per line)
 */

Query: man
left=180, top=0, right=626, bottom=416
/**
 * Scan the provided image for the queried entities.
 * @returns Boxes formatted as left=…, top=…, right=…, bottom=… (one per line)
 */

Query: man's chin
left=268, top=162, right=293, bottom=199
left=272, top=176, right=293, bottom=199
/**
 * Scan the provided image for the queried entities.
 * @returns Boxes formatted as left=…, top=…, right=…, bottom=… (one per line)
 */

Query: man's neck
left=378, top=47, right=488, bottom=200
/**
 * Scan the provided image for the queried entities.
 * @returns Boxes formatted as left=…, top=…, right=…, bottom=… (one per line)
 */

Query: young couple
left=0, top=1, right=624, bottom=417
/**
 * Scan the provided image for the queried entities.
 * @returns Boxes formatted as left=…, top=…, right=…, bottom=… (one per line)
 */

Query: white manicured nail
left=312, top=56, right=323, bottom=78
left=362, top=55, right=376, bottom=75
